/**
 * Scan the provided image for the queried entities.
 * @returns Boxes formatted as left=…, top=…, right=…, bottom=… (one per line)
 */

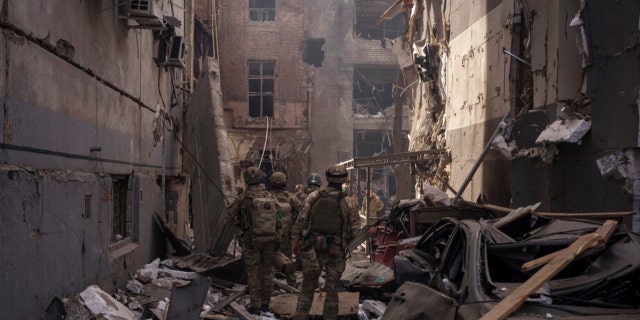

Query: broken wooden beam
left=210, top=291, right=243, bottom=313
left=532, top=211, right=633, bottom=219
left=480, top=219, right=619, bottom=320
left=229, top=302, right=257, bottom=320
left=274, top=278, right=300, bottom=293
left=521, top=219, right=619, bottom=272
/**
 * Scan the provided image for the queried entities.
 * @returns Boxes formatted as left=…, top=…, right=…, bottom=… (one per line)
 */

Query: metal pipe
left=452, top=112, right=510, bottom=204
left=503, top=47, right=531, bottom=67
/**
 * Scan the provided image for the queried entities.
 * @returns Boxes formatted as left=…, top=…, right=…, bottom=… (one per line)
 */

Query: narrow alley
left=1, top=0, right=640, bottom=319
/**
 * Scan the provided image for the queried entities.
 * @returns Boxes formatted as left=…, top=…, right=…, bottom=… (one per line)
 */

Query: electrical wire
left=258, top=116, right=270, bottom=169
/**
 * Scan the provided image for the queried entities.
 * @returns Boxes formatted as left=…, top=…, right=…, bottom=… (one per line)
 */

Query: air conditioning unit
left=130, top=0, right=163, bottom=18
left=129, top=0, right=166, bottom=28
left=165, top=36, right=187, bottom=68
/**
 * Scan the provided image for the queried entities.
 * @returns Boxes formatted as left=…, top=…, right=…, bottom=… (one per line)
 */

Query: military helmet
left=325, top=164, right=348, bottom=183
left=270, top=171, right=287, bottom=187
left=307, top=172, right=322, bottom=187
left=243, top=166, right=262, bottom=185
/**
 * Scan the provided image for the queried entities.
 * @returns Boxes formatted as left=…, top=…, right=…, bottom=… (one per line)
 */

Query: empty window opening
left=249, top=0, right=276, bottom=22
left=354, top=0, right=407, bottom=40
left=111, top=176, right=131, bottom=242
left=304, top=38, right=325, bottom=67
left=353, top=66, right=397, bottom=116
left=248, top=60, right=275, bottom=117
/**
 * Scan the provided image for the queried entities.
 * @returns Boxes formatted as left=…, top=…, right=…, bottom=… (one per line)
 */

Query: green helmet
left=243, top=166, right=262, bottom=185
left=307, top=172, right=322, bottom=187
left=325, top=165, right=348, bottom=183
left=270, top=171, right=287, bottom=187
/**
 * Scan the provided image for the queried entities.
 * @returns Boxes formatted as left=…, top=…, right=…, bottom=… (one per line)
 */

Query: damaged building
left=402, top=0, right=640, bottom=230
left=215, top=0, right=411, bottom=198
left=2, top=0, right=640, bottom=319
left=0, top=0, right=235, bottom=319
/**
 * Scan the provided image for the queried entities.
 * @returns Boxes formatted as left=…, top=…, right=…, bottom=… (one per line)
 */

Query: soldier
left=365, top=189, right=384, bottom=224
left=296, top=172, right=323, bottom=202
left=225, top=166, right=282, bottom=315
left=291, top=165, right=360, bottom=320
left=269, top=171, right=303, bottom=286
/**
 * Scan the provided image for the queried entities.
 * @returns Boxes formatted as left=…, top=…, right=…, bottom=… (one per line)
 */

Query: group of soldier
left=226, top=164, right=360, bottom=320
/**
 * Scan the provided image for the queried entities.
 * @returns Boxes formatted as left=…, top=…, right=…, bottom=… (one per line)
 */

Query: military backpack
left=309, top=189, right=343, bottom=235
left=243, top=191, right=279, bottom=244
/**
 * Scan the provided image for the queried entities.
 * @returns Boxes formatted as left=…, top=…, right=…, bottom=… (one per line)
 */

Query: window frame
left=248, top=60, right=275, bottom=118
left=249, top=0, right=276, bottom=22
left=111, top=175, right=131, bottom=243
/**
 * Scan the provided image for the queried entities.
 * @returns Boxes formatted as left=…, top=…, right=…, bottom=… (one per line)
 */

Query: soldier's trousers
left=243, top=240, right=276, bottom=308
left=294, top=242, right=346, bottom=320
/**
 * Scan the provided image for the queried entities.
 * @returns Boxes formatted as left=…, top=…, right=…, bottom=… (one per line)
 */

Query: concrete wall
left=0, top=1, right=191, bottom=318
left=407, top=0, right=639, bottom=216
left=443, top=0, right=512, bottom=204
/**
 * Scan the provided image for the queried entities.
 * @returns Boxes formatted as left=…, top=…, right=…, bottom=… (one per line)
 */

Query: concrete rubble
left=42, top=253, right=381, bottom=320
left=535, top=119, right=591, bottom=145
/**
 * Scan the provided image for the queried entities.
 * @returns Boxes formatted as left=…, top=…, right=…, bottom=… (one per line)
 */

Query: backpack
left=309, top=189, right=343, bottom=235
left=244, top=192, right=279, bottom=243
left=275, top=192, right=292, bottom=225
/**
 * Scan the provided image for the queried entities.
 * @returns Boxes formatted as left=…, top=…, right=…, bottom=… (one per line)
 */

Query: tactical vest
left=243, top=192, right=279, bottom=243
left=309, top=189, right=343, bottom=235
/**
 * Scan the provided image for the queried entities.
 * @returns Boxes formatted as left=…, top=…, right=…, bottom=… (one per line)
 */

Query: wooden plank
left=269, top=292, right=360, bottom=319
left=199, top=314, right=231, bottom=320
left=479, top=203, right=512, bottom=214
left=480, top=233, right=600, bottom=320
left=521, top=219, right=619, bottom=272
left=211, top=291, right=243, bottom=312
left=532, top=211, right=633, bottom=219
left=274, top=278, right=300, bottom=293
left=229, top=302, right=257, bottom=320
left=483, top=204, right=633, bottom=220
left=484, top=220, right=619, bottom=320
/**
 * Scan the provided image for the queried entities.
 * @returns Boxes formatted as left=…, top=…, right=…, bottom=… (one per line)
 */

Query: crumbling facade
left=0, top=1, right=201, bottom=319
left=216, top=0, right=410, bottom=198
left=403, top=0, right=640, bottom=226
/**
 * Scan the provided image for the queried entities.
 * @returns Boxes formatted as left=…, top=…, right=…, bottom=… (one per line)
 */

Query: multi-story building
left=215, top=0, right=411, bottom=198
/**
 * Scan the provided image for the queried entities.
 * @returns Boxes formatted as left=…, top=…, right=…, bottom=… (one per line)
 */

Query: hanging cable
left=258, top=116, right=270, bottom=169
left=268, top=117, right=274, bottom=169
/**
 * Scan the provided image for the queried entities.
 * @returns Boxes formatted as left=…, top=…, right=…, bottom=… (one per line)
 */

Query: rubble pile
left=42, top=251, right=389, bottom=320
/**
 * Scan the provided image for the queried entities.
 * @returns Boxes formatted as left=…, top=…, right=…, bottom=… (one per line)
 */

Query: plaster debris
left=491, top=134, right=517, bottom=159
left=423, top=185, right=451, bottom=206
left=79, top=285, right=135, bottom=320
left=596, top=151, right=629, bottom=179
left=126, top=279, right=144, bottom=294
left=362, top=299, right=387, bottom=317
left=535, top=119, right=591, bottom=144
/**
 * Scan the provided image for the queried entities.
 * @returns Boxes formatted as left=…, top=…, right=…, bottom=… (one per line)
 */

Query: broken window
left=248, top=60, right=275, bottom=118
left=111, top=176, right=131, bottom=242
left=249, top=0, right=275, bottom=22
left=353, top=66, right=397, bottom=116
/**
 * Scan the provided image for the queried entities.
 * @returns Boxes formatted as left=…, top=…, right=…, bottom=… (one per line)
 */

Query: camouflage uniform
left=366, top=192, right=384, bottom=223
left=296, top=184, right=319, bottom=203
left=292, top=186, right=359, bottom=320
left=226, top=183, right=282, bottom=312
left=272, top=187, right=303, bottom=285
